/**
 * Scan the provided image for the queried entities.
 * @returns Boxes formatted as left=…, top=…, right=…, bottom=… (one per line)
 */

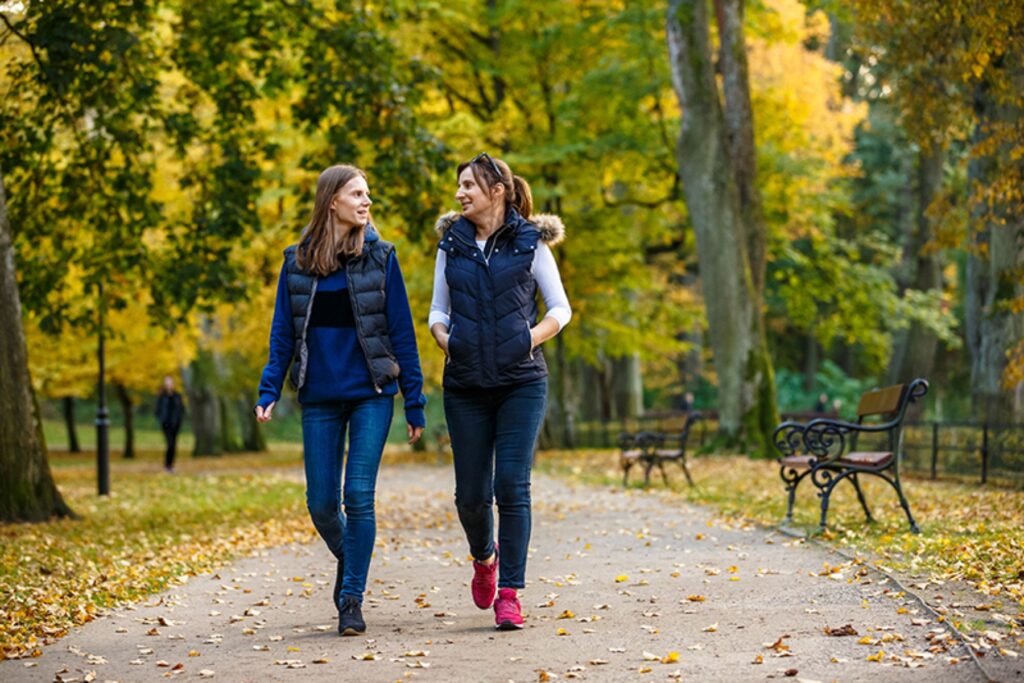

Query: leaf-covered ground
left=536, top=450, right=1024, bottom=635
left=0, top=450, right=315, bottom=660
left=4, top=446, right=1022, bottom=666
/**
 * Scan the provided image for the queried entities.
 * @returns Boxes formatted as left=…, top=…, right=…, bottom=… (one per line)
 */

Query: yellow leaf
left=615, top=575, right=629, bottom=583
left=661, top=651, right=680, bottom=664
left=866, top=650, right=885, bottom=662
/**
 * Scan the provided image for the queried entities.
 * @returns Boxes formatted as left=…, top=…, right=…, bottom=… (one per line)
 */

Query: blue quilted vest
left=439, top=209, right=548, bottom=389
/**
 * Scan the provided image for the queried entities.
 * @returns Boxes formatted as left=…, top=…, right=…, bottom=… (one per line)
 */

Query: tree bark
left=612, top=353, right=644, bottom=420
left=715, top=0, right=767, bottom=297
left=184, top=348, right=222, bottom=456
left=965, top=79, right=1024, bottom=423
left=888, top=146, right=944, bottom=384
left=666, top=0, right=778, bottom=454
left=62, top=396, right=81, bottom=453
left=219, top=395, right=243, bottom=453
left=114, top=383, right=135, bottom=459
left=0, top=165, right=75, bottom=522
left=237, top=395, right=266, bottom=452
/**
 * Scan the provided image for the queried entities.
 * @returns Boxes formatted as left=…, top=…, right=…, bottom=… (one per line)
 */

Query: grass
left=535, top=450, right=1024, bottom=620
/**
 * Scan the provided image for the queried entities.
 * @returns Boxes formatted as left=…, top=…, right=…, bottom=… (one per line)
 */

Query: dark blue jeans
left=444, top=378, right=547, bottom=589
left=301, top=397, right=393, bottom=604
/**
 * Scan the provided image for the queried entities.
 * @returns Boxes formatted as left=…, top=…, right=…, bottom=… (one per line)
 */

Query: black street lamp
left=96, top=280, right=110, bottom=495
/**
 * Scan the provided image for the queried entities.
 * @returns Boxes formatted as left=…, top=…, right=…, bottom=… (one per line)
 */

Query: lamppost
left=96, top=280, right=110, bottom=495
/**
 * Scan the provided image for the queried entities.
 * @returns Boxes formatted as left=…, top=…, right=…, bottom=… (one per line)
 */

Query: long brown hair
left=297, top=165, right=368, bottom=276
left=457, top=154, right=533, bottom=219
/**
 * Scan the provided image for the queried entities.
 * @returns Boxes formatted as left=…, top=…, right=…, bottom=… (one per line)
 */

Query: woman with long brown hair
left=255, top=164, right=425, bottom=636
left=429, top=153, right=571, bottom=630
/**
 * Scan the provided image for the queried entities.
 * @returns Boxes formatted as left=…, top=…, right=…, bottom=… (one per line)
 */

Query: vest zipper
left=298, top=277, right=319, bottom=390
left=345, top=253, right=383, bottom=394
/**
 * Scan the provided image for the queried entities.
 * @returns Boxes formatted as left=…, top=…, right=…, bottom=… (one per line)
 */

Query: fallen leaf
left=824, top=624, right=858, bottom=637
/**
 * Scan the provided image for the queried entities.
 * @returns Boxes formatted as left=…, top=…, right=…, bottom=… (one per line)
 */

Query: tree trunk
left=218, top=395, right=243, bottom=453
left=62, top=396, right=82, bottom=453
left=666, top=0, right=778, bottom=455
left=965, top=80, right=1024, bottom=423
left=0, top=166, right=75, bottom=522
left=184, top=348, right=222, bottom=456
left=115, top=383, right=135, bottom=459
left=237, top=395, right=266, bottom=452
left=612, top=353, right=644, bottom=420
left=888, top=146, right=944, bottom=384
left=715, top=0, right=767, bottom=297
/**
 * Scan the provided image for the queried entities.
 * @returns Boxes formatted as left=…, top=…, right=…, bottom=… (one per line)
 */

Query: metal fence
left=571, top=414, right=1024, bottom=486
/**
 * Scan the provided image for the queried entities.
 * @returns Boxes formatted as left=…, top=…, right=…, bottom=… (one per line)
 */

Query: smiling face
left=455, top=166, right=503, bottom=224
left=330, top=175, right=372, bottom=230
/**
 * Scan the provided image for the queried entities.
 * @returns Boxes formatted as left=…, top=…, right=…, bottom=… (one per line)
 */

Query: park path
left=2, top=464, right=984, bottom=683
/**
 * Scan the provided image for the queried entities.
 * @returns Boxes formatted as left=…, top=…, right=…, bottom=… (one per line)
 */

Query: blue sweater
left=257, top=249, right=426, bottom=428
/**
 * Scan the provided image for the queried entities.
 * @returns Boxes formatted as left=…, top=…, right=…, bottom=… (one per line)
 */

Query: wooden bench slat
left=781, top=454, right=815, bottom=468
left=839, top=451, right=893, bottom=467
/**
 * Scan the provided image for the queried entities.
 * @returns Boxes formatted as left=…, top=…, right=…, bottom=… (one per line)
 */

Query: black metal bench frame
left=774, top=379, right=928, bottom=534
left=619, top=411, right=704, bottom=487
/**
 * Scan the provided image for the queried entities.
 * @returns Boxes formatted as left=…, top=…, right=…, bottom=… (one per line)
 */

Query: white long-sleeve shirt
left=428, top=240, right=572, bottom=330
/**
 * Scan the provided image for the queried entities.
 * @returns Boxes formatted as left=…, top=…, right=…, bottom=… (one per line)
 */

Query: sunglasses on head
left=469, top=152, right=503, bottom=179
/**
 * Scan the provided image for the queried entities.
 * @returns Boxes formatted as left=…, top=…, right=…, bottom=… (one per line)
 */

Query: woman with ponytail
left=255, top=165, right=426, bottom=636
left=429, top=153, right=572, bottom=630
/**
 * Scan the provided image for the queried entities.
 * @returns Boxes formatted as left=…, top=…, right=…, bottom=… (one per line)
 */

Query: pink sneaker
left=494, top=588, right=524, bottom=630
left=471, top=548, right=498, bottom=609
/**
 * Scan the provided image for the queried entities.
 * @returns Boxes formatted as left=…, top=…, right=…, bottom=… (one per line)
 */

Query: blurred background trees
left=2, top=0, right=1021, bottom=518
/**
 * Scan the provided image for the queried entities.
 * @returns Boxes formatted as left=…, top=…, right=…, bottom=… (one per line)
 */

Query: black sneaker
left=337, top=596, right=365, bottom=636
left=332, top=556, right=345, bottom=610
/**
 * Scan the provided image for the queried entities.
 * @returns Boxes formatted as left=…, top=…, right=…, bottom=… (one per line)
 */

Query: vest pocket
left=496, top=324, right=532, bottom=369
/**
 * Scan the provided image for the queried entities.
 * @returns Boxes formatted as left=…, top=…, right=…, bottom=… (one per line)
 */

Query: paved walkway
left=3, top=465, right=984, bottom=682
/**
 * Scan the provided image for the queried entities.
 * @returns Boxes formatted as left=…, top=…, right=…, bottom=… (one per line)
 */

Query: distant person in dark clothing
left=814, top=392, right=829, bottom=413
left=155, top=375, right=185, bottom=472
left=680, top=391, right=695, bottom=412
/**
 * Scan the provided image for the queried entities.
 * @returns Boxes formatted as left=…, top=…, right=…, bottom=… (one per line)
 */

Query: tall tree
left=0, top=167, right=73, bottom=521
left=666, top=0, right=778, bottom=453
left=0, top=0, right=165, bottom=520
left=855, top=0, right=1024, bottom=421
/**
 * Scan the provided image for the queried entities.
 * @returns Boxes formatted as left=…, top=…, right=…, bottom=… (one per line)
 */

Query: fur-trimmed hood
left=434, top=210, right=566, bottom=247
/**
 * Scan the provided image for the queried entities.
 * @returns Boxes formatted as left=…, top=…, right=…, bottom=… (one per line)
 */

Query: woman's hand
left=255, top=402, right=276, bottom=423
left=430, top=322, right=450, bottom=356
left=529, top=317, right=560, bottom=350
left=407, top=424, right=424, bottom=444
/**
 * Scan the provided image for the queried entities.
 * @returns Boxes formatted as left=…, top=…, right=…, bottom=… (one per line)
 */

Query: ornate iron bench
left=619, top=411, right=705, bottom=487
left=774, top=379, right=928, bottom=534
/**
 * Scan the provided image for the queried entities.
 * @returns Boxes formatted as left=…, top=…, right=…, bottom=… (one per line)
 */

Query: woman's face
left=330, top=175, right=372, bottom=229
left=455, top=166, right=501, bottom=223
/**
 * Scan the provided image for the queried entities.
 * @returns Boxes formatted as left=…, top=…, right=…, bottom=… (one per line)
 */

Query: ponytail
left=510, top=175, right=532, bottom=219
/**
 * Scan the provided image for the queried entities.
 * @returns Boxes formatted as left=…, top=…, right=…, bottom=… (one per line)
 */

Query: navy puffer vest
left=283, top=227, right=399, bottom=392
left=438, top=208, right=552, bottom=390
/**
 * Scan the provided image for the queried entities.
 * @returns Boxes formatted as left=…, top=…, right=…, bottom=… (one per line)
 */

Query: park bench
left=773, top=379, right=928, bottom=534
left=619, top=411, right=705, bottom=487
